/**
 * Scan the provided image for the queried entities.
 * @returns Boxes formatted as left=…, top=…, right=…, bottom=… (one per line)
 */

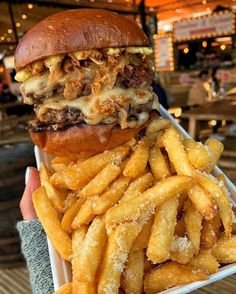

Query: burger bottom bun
left=29, top=122, right=146, bottom=157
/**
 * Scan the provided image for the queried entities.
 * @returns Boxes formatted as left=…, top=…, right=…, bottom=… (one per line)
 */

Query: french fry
left=79, top=162, right=122, bottom=198
left=144, top=262, right=207, bottom=294
left=32, top=186, right=72, bottom=261
left=65, top=145, right=129, bottom=190
left=170, top=236, right=196, bottom=264
left=201, top=214, right=221, bottom=249
left=147, top=197, right=178, bottom=263
left=123, top=137, right=150, bottom=179
left=161, top=127, right=195, bottom=177
left=184, top=200, right=202, bottom=253
left=188, top=184, right=216, bottom=220
left=98, top=222, right=141, bottom=294
left=54, top=283, right=72, bottom=294
left=146, top=118, right=171, bottom=140
left=51, top=156, right=77, bottom=173
left=189, top=249, right=219, bottom=275
left=72, top=197, right=97, bottom=228
left=204, top=139, right=224, bottom=172
left=75, top=217, right=107, bottom=282
left=123, top=248, right=144, bottom=294
left=92, top=176, right=131, bottom=215
left=175, top=214, right=186, bottom=237
left=149, top=145, right=170, bottom=180
left=196, top=172, right=232, bottom=238
left=72, top=227, right=97, bottom=294
left=61, top=198, right=85, bottom=233
left=120, top=173, right=153, bottom=203
left=72, top=226, right=87, bottom=285
left=50, top=171, right=68, bottom=190
left=40, top=162, right=66, bottom=212
left=106, top=176, right=194, bottom=228
left=133, top=216, right=154, bottom=250
left=177, top=192, right=188, bottom=216
left=213, top=235, right=236, bottom=263
left=64, top=192, right=77, bottom=211
left=73, top=279, right=96, bottom=294
left=183, top=139, right=209, bottom=169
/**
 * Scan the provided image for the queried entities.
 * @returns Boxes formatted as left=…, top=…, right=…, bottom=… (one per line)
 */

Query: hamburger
left=14, top=9, right=158, bottom=156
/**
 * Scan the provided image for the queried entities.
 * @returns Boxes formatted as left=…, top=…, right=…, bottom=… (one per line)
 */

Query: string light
left=183, top=47, right=189, bottom=54
left=6, top=37, right=11, bottom=42
left=154, top=33, right=174, bottom=72
left=21, top=14, right=27, bottom=20
left=0, top=36, right=5, bottom=41
left=16, top=22, right=21, bottom=28
left=8, top=29, right=12, bottom=34
left=202, top=41, right=207, bottom=48
left=220, top=44, right=226, bottom=51
left=28, top=3, right=33, bottom=9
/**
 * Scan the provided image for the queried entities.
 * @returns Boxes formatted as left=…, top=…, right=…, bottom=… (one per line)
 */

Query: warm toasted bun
left=29, top=122, right=145, bottom=156
left=15, top=9, right=149, bottom=71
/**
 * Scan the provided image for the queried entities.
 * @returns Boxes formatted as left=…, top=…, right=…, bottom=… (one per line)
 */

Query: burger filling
left=15, top=47, right=158, bottom=131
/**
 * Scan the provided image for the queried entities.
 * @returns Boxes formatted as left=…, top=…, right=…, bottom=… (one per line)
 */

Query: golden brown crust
left=14, top=9, right=149, bottom=71
left=29, top=123, right=144, bottom=156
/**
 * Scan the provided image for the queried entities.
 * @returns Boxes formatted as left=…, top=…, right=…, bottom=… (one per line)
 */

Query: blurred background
left=0, top=1, right=236, bottom=293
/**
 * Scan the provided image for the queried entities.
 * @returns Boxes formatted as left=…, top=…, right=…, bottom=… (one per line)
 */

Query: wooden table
left=181, top=97, right=236, bottom=139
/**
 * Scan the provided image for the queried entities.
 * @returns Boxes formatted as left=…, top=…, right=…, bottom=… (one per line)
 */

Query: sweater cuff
left=17, top=220, right=54, bottom=294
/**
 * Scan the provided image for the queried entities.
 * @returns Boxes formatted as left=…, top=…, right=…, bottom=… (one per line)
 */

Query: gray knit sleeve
left=16, top=220, right=54, bottom=294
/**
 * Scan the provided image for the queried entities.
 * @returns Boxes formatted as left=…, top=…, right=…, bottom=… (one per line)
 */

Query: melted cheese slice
left=38, top=87, right=155, bottom=125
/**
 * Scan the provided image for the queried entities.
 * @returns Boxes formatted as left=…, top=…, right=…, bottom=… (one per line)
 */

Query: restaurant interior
left=0, top=0, right=236, bottom=293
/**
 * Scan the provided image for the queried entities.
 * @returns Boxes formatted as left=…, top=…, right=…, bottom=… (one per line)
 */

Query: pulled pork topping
left=16, top=47, right=157, bottom=129
left=16, top=47, right=153, bottom=103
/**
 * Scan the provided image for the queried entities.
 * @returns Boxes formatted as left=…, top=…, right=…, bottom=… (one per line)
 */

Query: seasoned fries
left=189, top=249, right=219, bottom=275
left=213, top=235, right=236, bottom=263
left=184, top=200, right=202, bottom=253
left=196, top=172, right=232, bottom=238
left=204, top=139, right=224, bottom=172
left=144, top=262, right=207, bottom=294
left=98, top=222, right=141, bottom=294
left=54, top=283, right=72, bottom=294
left=76, top=217, right=107, bottom=282
left=123, top=248, right=144, bottom=294
left=123, top=136, right=150, bottom=179
left=40, top=162, right=66, bottom=212
left=147, top=197, right=178, bottom=263
left=188, top=184, right=216, bottom=220
left=35, top=118, right=236, bottom=293
left=161, top=127, right=195, bottom=177
left=32, top=186, right=72, bottom=261
left=183, top=139, right=209, bottom=169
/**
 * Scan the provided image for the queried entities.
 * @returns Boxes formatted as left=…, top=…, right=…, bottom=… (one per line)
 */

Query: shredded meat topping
left=21, top=49, right=153, bottom=103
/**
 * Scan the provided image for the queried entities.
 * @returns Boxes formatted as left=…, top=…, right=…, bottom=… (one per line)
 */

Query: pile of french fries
left=32, top=118, right=236, bottom=294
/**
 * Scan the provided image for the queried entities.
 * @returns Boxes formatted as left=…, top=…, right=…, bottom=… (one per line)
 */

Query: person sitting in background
left=187, top=70, right=211, bottom=107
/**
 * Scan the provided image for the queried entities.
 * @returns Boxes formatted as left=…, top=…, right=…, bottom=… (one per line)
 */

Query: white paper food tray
left=34, top=105, right=236, bottom=293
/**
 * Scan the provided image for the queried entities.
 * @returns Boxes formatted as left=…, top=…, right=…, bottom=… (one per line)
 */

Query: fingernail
left=25, top=167, right=31, bottom=185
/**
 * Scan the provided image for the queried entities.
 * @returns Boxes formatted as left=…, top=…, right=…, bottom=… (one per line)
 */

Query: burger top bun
left=14, top=9, right=149, bottom=71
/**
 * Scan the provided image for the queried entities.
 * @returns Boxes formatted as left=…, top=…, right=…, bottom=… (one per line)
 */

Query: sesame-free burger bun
left=29, top=122, right=144, bottom=157
left=14, top=9, right=149, bottom=71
